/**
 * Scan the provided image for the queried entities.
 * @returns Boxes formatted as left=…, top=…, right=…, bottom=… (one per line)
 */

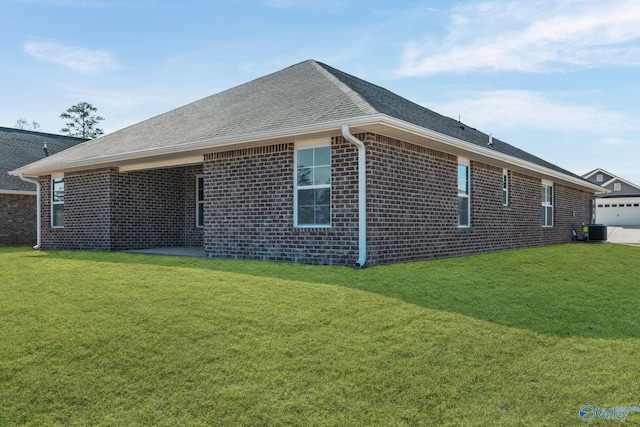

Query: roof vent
left=43, top=141, right=49, bottom=157
left=488, top=134, right=493, bottom=147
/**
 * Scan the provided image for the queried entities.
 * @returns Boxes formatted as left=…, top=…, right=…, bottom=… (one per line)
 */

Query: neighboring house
left=10, top=60, right=603, bottom=266
left=582, top=168, right=640, bottom=226
left=1, top=127, right=87, bottom=246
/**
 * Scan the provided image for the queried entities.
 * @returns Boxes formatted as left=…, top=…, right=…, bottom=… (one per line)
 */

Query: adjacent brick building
left=11, top=60, right=603, bottom=266
left=0, top=128, right=86, bottom=246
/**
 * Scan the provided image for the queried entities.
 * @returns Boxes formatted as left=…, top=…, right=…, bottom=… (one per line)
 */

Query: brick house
left=10, top=60, right=603, bottom=266
left=1, top=127, right=86, bottom=246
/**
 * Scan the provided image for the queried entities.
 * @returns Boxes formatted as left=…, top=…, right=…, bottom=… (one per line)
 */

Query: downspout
left=341, top=125, right=367, bottom=267
left=19, top=174, right=41, bottom=250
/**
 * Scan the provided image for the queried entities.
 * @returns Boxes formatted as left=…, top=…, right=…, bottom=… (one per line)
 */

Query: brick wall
left=366, top=133, right=593, bottom=265
left=203, top=142, right=359, bottom=264
left=36, top=133, right=593, bottom=265
left=41, top=169, right=113, bottom=249
left=0, top=193, right=36, bottom=246
left=40, top=165, right=203, bottom=250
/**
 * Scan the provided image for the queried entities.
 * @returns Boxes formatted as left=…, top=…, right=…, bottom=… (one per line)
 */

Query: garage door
left=595, top=197, right=640, bottom=226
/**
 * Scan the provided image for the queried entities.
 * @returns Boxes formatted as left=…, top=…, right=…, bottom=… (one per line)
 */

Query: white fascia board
left=8, top=112, right=606, bottom=193
left=602, top=176, right=640, bottom=191
left=582, top=168, right=608, bottom=180
left=9, top=117, right=371, bottom=177
left=375, top=115, right=606, bottom=194
left=0, top=189, right=37, bottom=195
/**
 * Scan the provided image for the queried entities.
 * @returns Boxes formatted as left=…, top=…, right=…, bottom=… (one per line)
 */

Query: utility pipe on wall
left=341, top=125, right=367, bottom=268
left=19, top=174, right=41, bottom=249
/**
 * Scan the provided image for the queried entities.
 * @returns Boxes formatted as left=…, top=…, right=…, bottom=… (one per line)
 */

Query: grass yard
left=1, top=243, right=639, bottom=426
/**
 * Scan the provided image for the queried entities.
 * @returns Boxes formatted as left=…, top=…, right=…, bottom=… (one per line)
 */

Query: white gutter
left=10, top=113, right=604, bottom=194
left=341, top=125, right=367, bottom=268
left=18, top=174, right=41, bottom=249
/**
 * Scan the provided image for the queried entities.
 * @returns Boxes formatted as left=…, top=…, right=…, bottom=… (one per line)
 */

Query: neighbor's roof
left=11, top=60, right=597, bottom=190
left=1, top=127, right=87, bottom=192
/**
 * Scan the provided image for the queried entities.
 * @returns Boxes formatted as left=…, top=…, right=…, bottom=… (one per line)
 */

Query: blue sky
left=2, top=0, right=640, bottom=183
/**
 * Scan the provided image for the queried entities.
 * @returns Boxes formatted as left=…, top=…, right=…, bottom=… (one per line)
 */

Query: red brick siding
left=203, top=142, right=359, bottom=264
left=0, top=193, right=37, bottom=246
left=366, top=134, right=593, bottom=264
left=40, top=166, right=203, bottom=250
left=41, top=169, right=113, bottom=249
left=36, top=133, right=593, bottom=265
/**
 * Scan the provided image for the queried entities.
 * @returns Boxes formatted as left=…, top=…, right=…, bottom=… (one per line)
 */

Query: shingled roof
left=1, top=127, right=87, bottom=192
left=10, top=60, right=592, bottom=187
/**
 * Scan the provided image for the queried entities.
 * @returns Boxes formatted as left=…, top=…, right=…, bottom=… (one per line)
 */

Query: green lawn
left=1, top=244, right=639, bottom=426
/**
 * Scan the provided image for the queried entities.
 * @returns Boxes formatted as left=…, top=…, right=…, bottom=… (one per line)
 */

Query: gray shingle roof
left=1, top=127, right=87, bottom=191
left=12, top=59, right=585, bottom=182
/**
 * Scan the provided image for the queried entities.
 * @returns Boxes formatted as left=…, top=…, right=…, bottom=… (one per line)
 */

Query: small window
left=597, top=204, right=603, bottom=208
left=196, top=175, right=204, bottom=228
left=596, top=174, right=603, bottom=183
left=503, top=170, right=509, bottom=206
left=458, top=160, right=470, bottom=227
left=614, top=182, right=622, bottom=191
left=604, top=204, right=611, bottom=208
left=634, top=204, right=639, bottom=207
left=541, top=182, right=553, bottom=227
left=627, top=204, right=632, bottom=207
left=612, top=204, right=618, bottom=207
left=295, top=145, right=331, bottom=227
left=51, top=178, right=64, bottom=228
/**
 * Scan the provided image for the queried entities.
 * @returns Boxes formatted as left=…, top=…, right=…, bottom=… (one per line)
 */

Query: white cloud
left=398, top=0, right=640, bottom=75
left=432, top=90, right=634, bottom=135
left=24, top=40, right=119, bottom=73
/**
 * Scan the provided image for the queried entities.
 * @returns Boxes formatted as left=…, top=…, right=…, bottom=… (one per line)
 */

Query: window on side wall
left=196, top=175, right=204, bottom=228
left=503, top=169, right=509, bottom=206
left=295, top=145, right=331, bottom=227
left=51, top=177, right=64, bottom=228
left=614, top=182, right=622, bottom=191
left=541, top=181, right=553, bottom=227
left=458, top=159, right=470, bottom=227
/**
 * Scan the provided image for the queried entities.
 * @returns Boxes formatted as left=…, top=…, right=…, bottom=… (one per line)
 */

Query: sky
left=2, top=0, right=640, bottom=184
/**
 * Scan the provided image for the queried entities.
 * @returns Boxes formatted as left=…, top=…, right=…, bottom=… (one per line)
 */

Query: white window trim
left=294, top=142, right=331, bottom=228
left=614, top=182, right=622, bottom=191
left=196, top=174, right=204, bottom=228
left=458, top=157, right=470, bottom=228
left=51, top=177, right=64, bottom=229
left=541, top=180, right=553, bottom=228
left=503, top=169, right=509, bottom=206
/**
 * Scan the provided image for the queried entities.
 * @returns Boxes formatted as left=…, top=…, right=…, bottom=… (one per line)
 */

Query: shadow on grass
left=36, top=244, right=640, bottom=340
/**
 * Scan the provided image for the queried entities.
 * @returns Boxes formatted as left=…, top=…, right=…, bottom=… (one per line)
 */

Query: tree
left=60, top=102, right=105, bottom=138
left=15, top=119, right=40, bottom=130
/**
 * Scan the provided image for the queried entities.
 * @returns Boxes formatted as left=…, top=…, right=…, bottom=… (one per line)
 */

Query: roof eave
left=10, top=113, right=604, bottom=194
left=372, top=115, right=606, bottom=194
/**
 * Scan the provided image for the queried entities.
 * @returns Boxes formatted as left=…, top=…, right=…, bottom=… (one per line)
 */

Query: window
left=196, top=175, right=204, bottom=228
left=295, top=145, right=331, bottom=227
left=596, top=173, right=603, bottom=183
left=597, top=204, right=603, bottom=208
left=51, top=178, right=64, bottom=228
left=614, top=182, right=622, bottom=191
left=458, top=160, right=470, bottom=227
left=541, top=182, right=553, bottom=227
left=503, top=169, right=509, bottom=206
